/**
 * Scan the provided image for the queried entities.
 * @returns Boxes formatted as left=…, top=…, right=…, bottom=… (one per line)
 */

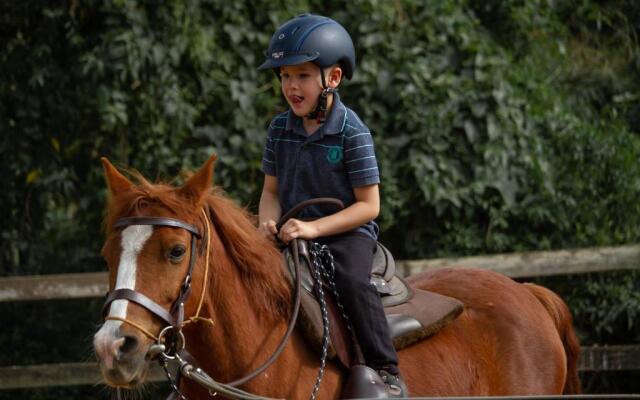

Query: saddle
left=283, top=240, right=463, bottom=368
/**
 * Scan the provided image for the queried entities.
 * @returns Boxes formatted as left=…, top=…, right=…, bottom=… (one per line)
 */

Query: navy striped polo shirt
left=261, top=93, right=380, bottom=239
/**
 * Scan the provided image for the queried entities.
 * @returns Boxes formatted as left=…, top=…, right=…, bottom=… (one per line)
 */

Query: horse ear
left=101, top=157, right=133, bottom=197
left=179, top=154, right=217, bottom=204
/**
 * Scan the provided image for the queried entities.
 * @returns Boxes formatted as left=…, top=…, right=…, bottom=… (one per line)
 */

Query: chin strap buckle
left=307, top=87, right=337, bottom=123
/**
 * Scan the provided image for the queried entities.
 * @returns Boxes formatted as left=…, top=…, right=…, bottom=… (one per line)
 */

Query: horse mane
left=103, top=170, right=291, bottom=322
left=204, top=190, right=291, bottom=321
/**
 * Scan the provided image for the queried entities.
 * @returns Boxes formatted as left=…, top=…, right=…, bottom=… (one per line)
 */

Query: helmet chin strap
left=306, top=67, right=336, bottom=123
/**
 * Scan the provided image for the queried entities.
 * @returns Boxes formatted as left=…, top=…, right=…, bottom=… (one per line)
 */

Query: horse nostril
left=120, top=335, right=139, bottom=354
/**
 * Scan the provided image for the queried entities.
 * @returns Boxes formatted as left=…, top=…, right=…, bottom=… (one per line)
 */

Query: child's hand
left=259, top=220, right=278, bottom=240
left=278, top=219, right=320, bottom=244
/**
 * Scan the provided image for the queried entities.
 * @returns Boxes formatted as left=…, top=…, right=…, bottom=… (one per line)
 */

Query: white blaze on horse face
left=95, top=225, right=153, bottom=345
left=110, top=224, right=154, bottom=320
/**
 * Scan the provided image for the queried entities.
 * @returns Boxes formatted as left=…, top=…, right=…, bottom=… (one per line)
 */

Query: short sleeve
left=262, top=115, right=286, bottom=176
left=261, top=135, right=276, bottom=176
left=343, top=128, right=380, bottom=187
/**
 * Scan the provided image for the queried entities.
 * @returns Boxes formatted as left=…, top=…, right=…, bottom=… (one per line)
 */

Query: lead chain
left=308, top=244, right=330, bottom=400
left=310, top=243, right=354, bottom=334
left=307, top=243, right=356, bottom=400
left=161, top=358, right=189, bottom=400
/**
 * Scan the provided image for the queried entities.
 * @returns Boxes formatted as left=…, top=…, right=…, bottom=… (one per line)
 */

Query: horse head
left=93, top=155, right=216, bottom=388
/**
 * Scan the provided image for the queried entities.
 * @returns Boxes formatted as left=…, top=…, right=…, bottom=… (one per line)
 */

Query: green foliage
left=570, top=270, right=640, bottom=342
left=338, top=0, right=640, bottom=259
left=1, top=1, right=640, bottom=396
left=3, top=0, right=638, bottom=268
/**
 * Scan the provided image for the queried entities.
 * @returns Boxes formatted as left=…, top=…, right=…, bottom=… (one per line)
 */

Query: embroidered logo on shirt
left=326, top=146, right=343, bottom=164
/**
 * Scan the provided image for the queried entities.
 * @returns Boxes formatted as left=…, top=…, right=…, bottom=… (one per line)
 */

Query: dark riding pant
left=316, top=232, right=399, bottom=374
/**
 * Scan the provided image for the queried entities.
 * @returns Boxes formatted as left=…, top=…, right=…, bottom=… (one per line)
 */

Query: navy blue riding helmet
left=258, top=13, right=356, bottom=121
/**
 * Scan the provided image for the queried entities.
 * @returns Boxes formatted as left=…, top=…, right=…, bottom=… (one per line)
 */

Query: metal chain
left=161, top=358, right=189, bottom=400
left=309, top=243, right=355, bottom=334
left=307, top=242, right=356, bottom=400
left=308, top=243, right=331, bottom=400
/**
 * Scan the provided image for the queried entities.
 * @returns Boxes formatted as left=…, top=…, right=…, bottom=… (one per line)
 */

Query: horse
left=93, top=154, right=581, bottom=399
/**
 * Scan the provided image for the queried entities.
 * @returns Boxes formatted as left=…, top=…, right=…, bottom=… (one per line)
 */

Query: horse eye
left=169, top=245, right=186, bottom=263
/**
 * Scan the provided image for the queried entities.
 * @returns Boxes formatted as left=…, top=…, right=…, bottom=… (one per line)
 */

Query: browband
left=115, top=217, right=201, bottom=238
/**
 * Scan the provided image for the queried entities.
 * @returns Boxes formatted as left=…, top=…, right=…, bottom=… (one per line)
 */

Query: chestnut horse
left=94, top=155, right=581, bottom=399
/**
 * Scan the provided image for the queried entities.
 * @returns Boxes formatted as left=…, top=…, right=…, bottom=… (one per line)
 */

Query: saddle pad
left=283, top=245, right=464, bottom=362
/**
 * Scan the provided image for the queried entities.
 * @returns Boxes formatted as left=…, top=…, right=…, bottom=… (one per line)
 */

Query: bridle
left=100, top=207, right=308, bottom=400
left=103, top=215, right=204, bottom=339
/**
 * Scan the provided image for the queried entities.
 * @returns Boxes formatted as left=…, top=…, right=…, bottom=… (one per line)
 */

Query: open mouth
left=290, top=95, right=304, bottom=104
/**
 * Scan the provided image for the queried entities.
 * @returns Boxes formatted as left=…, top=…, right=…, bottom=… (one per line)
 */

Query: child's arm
left=278, top=184, right=379, bottom=243
left=259, top=174, right=281, bottom=239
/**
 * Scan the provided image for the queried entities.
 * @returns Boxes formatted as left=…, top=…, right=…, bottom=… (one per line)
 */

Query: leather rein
left=101, top=198, right=343, bottom=399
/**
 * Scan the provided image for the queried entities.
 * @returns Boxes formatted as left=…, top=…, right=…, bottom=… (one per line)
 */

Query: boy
left=257, top=13, right=407, bottom=398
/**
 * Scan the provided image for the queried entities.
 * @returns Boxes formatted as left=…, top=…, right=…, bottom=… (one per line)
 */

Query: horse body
left=400, top=268, right=575, bottom=396
left=94, top=155, right=580, bottom=399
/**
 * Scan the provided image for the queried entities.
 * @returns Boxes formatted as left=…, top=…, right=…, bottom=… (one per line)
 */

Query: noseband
left=102, top=215, right=205, bottom=338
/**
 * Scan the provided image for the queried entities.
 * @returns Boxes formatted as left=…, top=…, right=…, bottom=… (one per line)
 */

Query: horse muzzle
left=94, top=322, right=152, bottom=387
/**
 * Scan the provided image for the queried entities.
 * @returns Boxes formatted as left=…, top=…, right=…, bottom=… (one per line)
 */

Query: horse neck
left=184, top=226, right=292, bottom=382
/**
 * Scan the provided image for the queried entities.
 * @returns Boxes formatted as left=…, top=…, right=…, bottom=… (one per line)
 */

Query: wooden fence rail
left=2, top=244, right=639, bottom=302
left=396, top=244, right=640, bottom=278
left=0, top=271, right=107, bottom=302
left=1, top=345, right=638, bottom=390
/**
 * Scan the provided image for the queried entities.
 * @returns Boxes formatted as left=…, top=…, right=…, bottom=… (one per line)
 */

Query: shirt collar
left=285, top=92, right=347, bottom=136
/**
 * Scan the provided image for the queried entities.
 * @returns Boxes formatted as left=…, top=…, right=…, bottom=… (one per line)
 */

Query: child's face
left=280, top=62, right=337, bottom=117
